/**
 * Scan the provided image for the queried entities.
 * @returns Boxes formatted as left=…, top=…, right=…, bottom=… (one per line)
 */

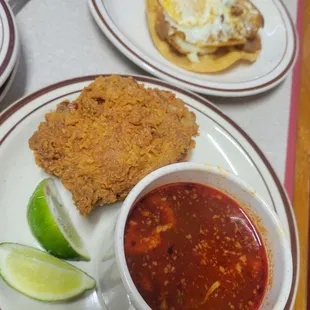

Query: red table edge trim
left=283, top=0, right=308, bottom=309
left=284, top=0, right=303, bottom=200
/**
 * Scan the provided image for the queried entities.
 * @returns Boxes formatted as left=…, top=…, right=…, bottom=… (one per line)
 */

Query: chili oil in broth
left=124, top=183, right=268, bottom=310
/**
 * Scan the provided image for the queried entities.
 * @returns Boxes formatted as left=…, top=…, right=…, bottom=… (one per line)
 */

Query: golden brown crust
left=231, top=0, right=264, bottom=40
left=29, top=75, right=199, bottom=216
left=146, top=0, right=262, bottom=73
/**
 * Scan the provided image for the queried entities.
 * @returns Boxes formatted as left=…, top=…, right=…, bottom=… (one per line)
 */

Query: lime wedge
left=0, top=243, right=95, bottom=301
left=27, top=178, right=90, bottom=261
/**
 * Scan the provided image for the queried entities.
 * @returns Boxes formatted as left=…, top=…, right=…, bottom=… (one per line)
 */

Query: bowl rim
left=114, top=162, right=293, bottom=310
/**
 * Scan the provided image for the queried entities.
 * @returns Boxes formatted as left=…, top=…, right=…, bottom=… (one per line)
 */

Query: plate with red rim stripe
left=88, top=0, right=298, bottom=97
left=0, top=75, right=299, bottom=309
left=0, top=53, right=19, bottom=104
left=0, top=0, right=19, bottom=89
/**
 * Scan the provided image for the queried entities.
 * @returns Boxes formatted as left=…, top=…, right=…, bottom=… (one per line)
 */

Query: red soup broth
left=124, top=183, right=268, bottom=310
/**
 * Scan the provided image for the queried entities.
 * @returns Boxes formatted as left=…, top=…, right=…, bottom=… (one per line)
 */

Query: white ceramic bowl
left=114, top=163, right=293, bottom=310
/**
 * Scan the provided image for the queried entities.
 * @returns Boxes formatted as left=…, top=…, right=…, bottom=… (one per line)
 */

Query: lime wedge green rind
left=0, top=243, right=95, bottom=302
left=27, top=178, right=90, bottom=261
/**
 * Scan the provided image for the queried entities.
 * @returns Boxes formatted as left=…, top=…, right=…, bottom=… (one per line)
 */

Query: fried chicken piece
left=29, top=75, right=199, bottom=215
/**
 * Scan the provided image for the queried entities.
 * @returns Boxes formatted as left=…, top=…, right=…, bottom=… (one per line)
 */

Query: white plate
left=0, top=51, right=19, bottom=103
left=0, top=0, right=19, bottom=88
left=0, top=75, right=299, bottom=310
left=88, top=0, right=298, bottom=97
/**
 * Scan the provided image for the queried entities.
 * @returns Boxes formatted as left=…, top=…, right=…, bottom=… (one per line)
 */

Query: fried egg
left=159, top=0, right=229, bottom=27
left=157, top=0, right=263, bottom=62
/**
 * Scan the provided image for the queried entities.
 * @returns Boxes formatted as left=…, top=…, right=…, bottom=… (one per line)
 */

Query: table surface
left=0, top=0, right=306, bottom=308
left=292, top=0, right=309, bottom=308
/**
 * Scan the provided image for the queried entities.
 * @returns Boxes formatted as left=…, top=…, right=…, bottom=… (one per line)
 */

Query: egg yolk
left=159, top=0, right=223, bottom=27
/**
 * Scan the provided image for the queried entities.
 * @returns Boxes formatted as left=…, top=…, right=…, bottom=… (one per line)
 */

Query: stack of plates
left=0, top=0, right=19, bottom=102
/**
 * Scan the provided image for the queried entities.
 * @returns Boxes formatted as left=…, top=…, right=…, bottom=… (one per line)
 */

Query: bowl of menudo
left=114, top=163, right=292, bottom=310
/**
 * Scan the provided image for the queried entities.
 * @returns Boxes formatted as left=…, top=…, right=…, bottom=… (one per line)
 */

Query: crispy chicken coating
left=29, top=76, right=199, bottom=215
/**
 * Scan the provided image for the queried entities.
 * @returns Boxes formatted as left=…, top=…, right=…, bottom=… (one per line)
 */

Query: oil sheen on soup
left=124, top=183, right=268, bottom=310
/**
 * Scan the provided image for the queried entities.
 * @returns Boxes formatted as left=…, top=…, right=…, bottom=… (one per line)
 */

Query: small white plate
left=0, top=0, right=19, bottom=88
left=0, top=75, right=299, bottom=310
left=88, top=0, right=298, bottom=97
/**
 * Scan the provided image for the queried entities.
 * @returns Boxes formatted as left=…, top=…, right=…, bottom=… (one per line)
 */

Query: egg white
left=160, top=0, right=243, bottom=47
